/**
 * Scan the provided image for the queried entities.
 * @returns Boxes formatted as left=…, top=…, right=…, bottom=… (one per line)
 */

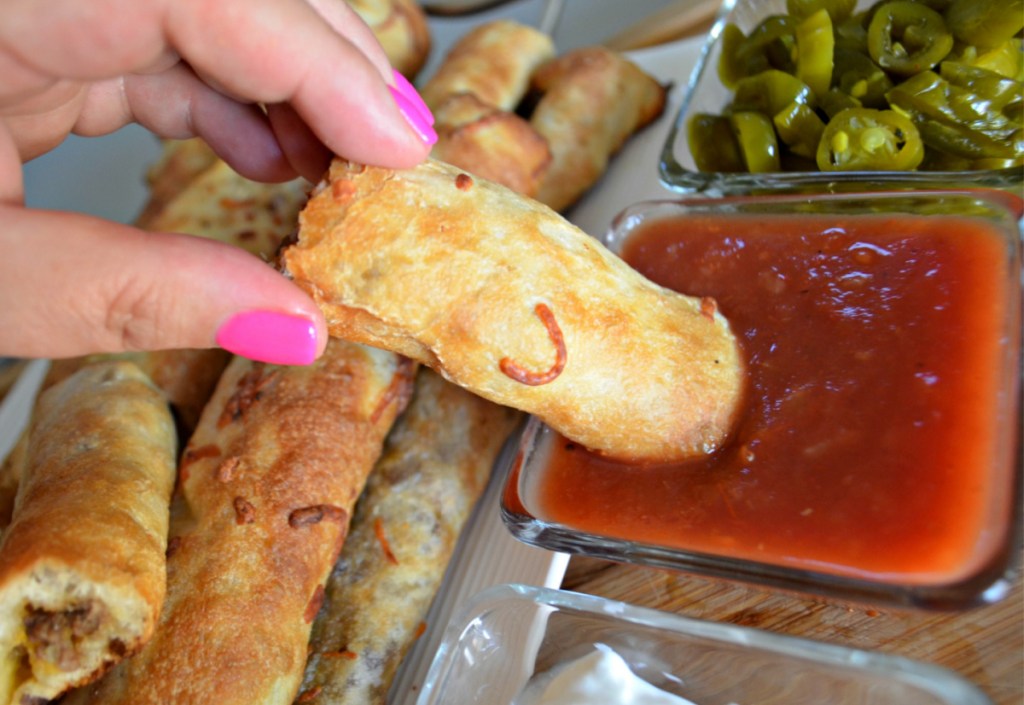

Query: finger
left=162, top=0, right=436, bottom=166
left=0, top=204, right=327, bottom=364
left=77, top=66, right=302, bottom=183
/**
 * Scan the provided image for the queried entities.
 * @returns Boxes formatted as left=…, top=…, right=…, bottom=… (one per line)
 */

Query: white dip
left=512, top=644, right=700, bottom=705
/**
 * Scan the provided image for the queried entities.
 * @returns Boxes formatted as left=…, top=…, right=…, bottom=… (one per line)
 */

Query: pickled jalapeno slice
left=816, top=107, right=924, bottom=170
left=867, top=1, right=953, bottom=76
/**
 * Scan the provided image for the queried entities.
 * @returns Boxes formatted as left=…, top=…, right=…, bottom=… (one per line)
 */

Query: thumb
left=0, top=205, right=327, bottom=364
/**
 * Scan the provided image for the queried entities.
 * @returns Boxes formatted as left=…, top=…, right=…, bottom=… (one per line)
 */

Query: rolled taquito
left=420, top=20, right=554, bottom=112
left=0, top=361, right=177, bottom=704
left=530, top=46, right=667, bottom=212
left=296, top=369, right=521, bottom=704
left=347, top=0, right=431, bottom=79
left=65, top=340, right=415, bottom=705
left=431, top=93, right=550, bottom=197
left=280, top=158, right=743, bottom=463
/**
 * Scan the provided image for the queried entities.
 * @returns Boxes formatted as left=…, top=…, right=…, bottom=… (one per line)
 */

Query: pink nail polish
left=390, top=85, right=438, bottom=146
left=216, top=311, right=318, bottom=366
left=392, top=69, right=435, bottom=126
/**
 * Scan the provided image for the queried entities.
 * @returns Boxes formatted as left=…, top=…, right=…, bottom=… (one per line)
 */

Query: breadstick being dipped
left=296, top=369, right=521, bottom=704
left=64, top=340, right=415, bottom=705
left=280, top=158, right=743, bottom=463
left=0, top=361, right=177, bottom=705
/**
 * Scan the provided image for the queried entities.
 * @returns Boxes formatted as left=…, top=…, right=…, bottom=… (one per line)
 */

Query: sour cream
left=512, top=644, right=700, bottom=705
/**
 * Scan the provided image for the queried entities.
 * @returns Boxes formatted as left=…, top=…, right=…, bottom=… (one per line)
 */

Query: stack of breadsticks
left=0, top=7, right=742, bottom=705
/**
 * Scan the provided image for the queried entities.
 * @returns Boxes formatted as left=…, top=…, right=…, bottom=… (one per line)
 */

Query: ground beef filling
left=23, top=601, right=106, bottom=671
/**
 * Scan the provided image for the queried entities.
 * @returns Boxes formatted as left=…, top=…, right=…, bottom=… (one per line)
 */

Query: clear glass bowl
left=500, top=189, right=1022, bottom=610
left=658, top=0, right=1024, bottom=195
left=416, top=583, right=995, bottom=705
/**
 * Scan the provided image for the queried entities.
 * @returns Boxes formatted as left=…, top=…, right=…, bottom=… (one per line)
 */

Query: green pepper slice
left=795, top=8, right=835, bottom=98
left=867, top=1, right=954, bottom=76
left=886, top=70, right=1019, bottom=143
left=816, top=107, right=925, bottom=170
left=944, top=0, right=1024, bottom=50
left=821, top=88, right=863, bottom=118
left=732, top=70, right=815, bottom=115
left=730, top=111, right=782, bottom=172
left=718, top=23, right=763, bottom=89
left=914, top=115, right=1022, bottom=160
left=737, top=15, right=798, bottom=74
left=940, top=61, right=1023, bottom=113
left=687, top=114, right=746, bottom=172
left=833, top=47, right=894, bottom=108
left=773, top=101, right=827, bottom=158
left=787, top=0, right=856, bottom=23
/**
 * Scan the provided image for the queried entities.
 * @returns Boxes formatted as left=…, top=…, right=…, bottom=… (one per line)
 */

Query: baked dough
left=420, top=20, right=554, bottom=112
left=347, top=0, right=431, bottom=79
left=530, top=47, right=667, bottom=212
left=0, top=361, right=177, bottom=704
left=280, top=158, right=744, bottom=462
left=296, top=369, right=521, bottom=703
left=65, top=340, right=413, bottom=705
left=431, top=93, right=551, bottom=197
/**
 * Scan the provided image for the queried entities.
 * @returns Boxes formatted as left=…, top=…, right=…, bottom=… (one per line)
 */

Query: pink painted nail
left=389, top=85, right=438, bottom=146
left=392, top=69, right=435, bottom=125
left=216, top=310, right=318, bottom=366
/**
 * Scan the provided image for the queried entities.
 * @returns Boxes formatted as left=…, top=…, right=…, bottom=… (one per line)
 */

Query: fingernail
left=389, top=85, right=438, bottom=146
left=392, top=69, right=434, bottom=125
left=216, top=311, right=318, bottom=366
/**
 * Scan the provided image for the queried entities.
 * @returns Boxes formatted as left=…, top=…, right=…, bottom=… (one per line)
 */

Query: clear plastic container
left=658, top=0, right=1024, bottom=196
left=416, top=583, right=995, bottom=705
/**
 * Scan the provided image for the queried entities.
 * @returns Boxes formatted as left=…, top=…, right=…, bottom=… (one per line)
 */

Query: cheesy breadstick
left=296, top=369, right=521, bottom=704
left=280, top=158, right=743, bottom=463
left=0, top=361, right=177, bottom=704
left=65, top=340, right=414, bottom=705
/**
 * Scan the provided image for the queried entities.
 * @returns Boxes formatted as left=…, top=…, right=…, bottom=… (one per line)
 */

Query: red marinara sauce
left=532, top=212, right=1018, bottom=585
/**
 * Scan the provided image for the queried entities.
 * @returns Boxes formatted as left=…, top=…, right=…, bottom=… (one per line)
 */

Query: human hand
left=0, top=0, right=437, bottom=365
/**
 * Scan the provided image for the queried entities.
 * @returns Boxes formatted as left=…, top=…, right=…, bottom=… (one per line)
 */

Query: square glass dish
left=416, top=583, right=995, bottom=705
left=501, top=189, right=1022, bottom=610
left=659, top=0, right=1024, bottom=195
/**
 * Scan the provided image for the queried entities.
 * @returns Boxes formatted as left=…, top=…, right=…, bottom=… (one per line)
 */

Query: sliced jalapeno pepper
left=944, top=0, right=1024, bottom=50
left=687, top=114, right=746, bottom=172
left=914, top=115, right=1022, bottom=159
left=867, top=1, right=953, bottom=76
left=730, top=111, right=782, bottom=172
left=786, top=0, right=856, bottom=23
left=773, top=100, right=827, bottom=158
left=737, top=15, right=798, bottom=74
left=821, top=88, right=863, bottom=118
left=886, top=70, right=1019, bottom=143
left=816, top=107, right=924, bottom=170
left=732, top=70, right=815, bottom=115
left=718, top=23, right=765, bottom=89
left=795, top=8, right=835, bottom=98
left=833, top=47, right=894, bottom=108
left=940, top=61, right=1023, bottom=113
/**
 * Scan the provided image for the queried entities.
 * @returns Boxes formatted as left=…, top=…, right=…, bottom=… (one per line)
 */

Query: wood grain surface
left=562, top=550, right=1023, bottom=705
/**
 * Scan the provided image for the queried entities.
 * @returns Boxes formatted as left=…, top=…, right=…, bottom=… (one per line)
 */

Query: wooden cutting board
left=563, top=549, right=1023, bottom=705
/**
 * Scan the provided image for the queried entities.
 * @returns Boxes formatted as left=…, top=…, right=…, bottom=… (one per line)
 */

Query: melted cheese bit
left=512, top=644, right=704, bottom=705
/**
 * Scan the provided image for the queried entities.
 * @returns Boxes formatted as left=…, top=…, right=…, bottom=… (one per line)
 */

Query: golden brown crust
left=530, top=47, right=667, bottom=212
left=431, top=93, right=551, bottom=197
left=135, top=138, right=220, bottom=228
left=296, top=369, right=521, bottom=704
left=66, top=341, right=414, bottom=705
left=347, top=0, right=432, bottom=79
left=0, top=361, right=177, bottom=704
left=420, top=20, right=554, bottom=111
left=281, top=158, right=743, bottom=462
